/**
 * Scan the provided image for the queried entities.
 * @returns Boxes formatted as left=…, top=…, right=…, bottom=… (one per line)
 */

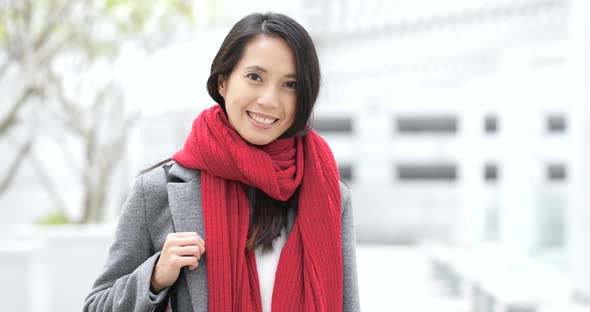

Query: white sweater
left=254, top=228, right=288, bottom=312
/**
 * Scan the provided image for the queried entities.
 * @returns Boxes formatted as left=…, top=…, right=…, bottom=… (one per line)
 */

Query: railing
left=426, top=243, right=587, bottom=312
left=0, top=224, right=115, bottom=312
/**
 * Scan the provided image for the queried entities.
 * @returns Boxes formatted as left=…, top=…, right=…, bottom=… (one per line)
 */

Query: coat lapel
left=164, top=162, right=299, bottom=311
left=166, top=164, right=209, bottom=311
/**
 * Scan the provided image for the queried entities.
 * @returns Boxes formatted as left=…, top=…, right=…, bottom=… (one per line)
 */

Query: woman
left=84, top=12, right=360, bottom=312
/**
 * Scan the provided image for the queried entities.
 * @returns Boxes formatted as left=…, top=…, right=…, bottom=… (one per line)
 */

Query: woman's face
left=218, top=35, right=298, bottom=146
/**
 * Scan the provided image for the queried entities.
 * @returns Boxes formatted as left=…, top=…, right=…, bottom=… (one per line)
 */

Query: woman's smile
left=247, top=111, right=279, bottom=129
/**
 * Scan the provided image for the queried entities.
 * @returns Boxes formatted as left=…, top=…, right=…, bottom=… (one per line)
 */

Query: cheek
left=285, top=100, right=297, bottom=125
left=224, top=89, right=245, bottom=113
left=228, top=84, right=252, bottom=108
left=223, top=96, right=242, bottom=128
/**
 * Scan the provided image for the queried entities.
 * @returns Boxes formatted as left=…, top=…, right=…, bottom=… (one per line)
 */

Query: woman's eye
left=284, top=81, right=297, bottom=89
left=246, top=73, right=261, bottom=81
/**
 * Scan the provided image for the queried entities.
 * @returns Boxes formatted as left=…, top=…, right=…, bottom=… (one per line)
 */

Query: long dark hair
left=142, top=13, right=321, bottom=252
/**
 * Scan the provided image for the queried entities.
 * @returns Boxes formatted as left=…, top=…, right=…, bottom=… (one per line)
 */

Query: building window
left=536, top=196, right=566, bottom=248
left=547, top=164, right=567, bottom=182
left=395, top=116, right=457, bottom=134
left=483, top=202, right=500, bottom=242
left=484, top=163, right=498, bottom=182
left=312, top=117, right=352, bottom=133
left=484, top=114, right=498, bottom=134
left=546, top=115, right=566, bottom=133
left=534, top=190, right=567, bottom=259
left=396, top=163, right=457, bottom=181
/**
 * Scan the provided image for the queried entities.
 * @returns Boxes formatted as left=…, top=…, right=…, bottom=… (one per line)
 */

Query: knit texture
left=172, top=105, right=342, bottom=312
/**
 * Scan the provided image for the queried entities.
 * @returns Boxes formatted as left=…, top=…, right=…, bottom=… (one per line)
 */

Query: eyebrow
left=245, top=65, right=297, bottom=79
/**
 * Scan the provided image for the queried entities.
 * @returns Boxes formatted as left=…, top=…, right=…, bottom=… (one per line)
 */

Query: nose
left=256, top=85, right=279, bottom=109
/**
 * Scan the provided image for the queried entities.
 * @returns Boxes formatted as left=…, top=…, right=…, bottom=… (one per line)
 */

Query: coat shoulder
left=339, top=180, right=352, bottom=211
left=140, top=160, right=200, bottom=187
left=139, top=161, right=170, bottom=192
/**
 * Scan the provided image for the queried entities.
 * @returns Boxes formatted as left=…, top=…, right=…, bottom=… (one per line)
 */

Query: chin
left=243, top=135, right=274, bottom=146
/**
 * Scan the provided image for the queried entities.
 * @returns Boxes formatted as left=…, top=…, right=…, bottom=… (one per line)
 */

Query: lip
left=247, top=111, right=279, bottom=120
left=247, top=111, right=277, bottom=129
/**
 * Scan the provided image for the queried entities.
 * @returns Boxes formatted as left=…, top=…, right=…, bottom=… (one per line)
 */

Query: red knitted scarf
left=172, top=105, right=342, bottom=311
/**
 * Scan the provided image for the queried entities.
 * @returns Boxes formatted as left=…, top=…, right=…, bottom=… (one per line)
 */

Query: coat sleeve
left=83, top=174, right=170, bottom=312
left=341, top=183, right=361, bottom=311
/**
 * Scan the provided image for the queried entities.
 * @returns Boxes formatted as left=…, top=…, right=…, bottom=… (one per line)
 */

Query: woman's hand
left=150, top=232, right=205, bottom=293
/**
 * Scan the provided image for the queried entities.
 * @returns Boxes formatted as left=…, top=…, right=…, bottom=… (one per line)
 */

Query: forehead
left=236, top=35, right=296, bottom=74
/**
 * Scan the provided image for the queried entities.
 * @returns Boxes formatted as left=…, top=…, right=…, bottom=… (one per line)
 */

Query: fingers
left=170, top=232, right=198, bottom=238
left=164, top=232, right=206, bottom=254
left=172, top=255, right=199, bottom=271
left=161, top=245, right=201, bottom=272
left=171, top=245, right=204, bottom=260
left=153, top=232, right=206, bottom=289
left=173, top=236, right=205, bottom=249
left=169, top=244, right=201, bottom=271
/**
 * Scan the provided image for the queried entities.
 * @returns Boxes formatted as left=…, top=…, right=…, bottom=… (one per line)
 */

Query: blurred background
left=1, top=0, right=590, bottom=311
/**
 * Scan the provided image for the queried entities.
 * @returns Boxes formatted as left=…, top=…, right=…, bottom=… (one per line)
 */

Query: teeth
left=248, top=112, right=277, bottom=125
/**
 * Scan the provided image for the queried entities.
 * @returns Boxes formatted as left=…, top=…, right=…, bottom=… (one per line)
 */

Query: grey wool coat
left=83, top=161, right=361, bottom=312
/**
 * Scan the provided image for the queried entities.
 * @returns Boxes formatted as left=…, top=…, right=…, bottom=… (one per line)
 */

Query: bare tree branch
left=22, top=0, right=32, bottom=35
left=7, top=0, right=29, bottom=62
left=44, top=121, right=83, bottom=178
left=0, top=139, right=32, bottom=195
left=28, top=146, right=69, bottom=217
left=0, top=0, right=197, bottom=223
left=47, top=70, right=86, bottom=137
left=36, top=31, right=77, bottom=67
left=0, top=60, right=12, bottom=79
left=0, top=86, right=42, bottom=135
left=32, top=0, right=74, bottom=51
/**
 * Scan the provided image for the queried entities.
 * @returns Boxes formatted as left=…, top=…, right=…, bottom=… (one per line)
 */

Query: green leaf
left=0, top=24, right=6, bottom=43
left=173, top=1, right=194, bottom=22
left=105, top=0, right=126, bottom=10
left=36, top=210, right=71, bottom=225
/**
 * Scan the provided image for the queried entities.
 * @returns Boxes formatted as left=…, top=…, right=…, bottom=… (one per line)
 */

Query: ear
left=218, top=75, right=227, bottom=98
